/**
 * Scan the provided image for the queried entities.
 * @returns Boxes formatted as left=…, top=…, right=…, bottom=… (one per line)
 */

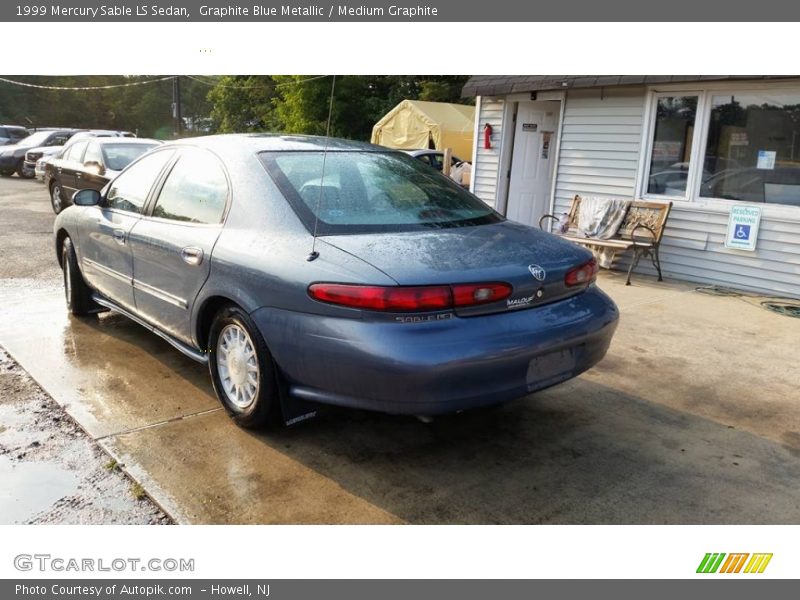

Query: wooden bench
left=539, top=195, right=673, bottom=285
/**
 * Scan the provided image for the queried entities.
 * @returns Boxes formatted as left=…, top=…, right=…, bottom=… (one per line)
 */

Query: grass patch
left=104, top=458, right=120, bottom=472
left=131, top=482, right=147, bottom=501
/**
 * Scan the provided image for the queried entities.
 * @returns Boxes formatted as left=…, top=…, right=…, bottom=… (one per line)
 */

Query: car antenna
left=307, top=75, right=336, bottom=262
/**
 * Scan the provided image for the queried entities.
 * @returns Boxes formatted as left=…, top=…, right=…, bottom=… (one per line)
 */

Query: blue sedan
left=54, top=134, right=618, bottom=428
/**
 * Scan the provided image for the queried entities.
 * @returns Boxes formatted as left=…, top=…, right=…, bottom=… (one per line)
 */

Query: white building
left=463, top=76, right=800, bottom=297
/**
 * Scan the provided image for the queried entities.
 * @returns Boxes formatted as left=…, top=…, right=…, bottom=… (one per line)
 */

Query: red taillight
left=308, top=283, right=451, bottom=312
left=565, top=258, right=599, bottom=287
left=308, top=282, right=513, bottom=312
left=451, top=282, right=512, bottom=307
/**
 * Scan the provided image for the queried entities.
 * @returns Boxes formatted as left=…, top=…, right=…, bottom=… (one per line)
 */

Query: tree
left=0, top=75, right=213, bottom=139
left=207, top=76, right=278, bottom=132
left=266, top=75, right=472, bottom=141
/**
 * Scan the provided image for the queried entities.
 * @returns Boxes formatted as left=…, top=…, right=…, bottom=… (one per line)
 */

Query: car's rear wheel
left=61, top=237, right=94, bottom=316
left=50, top=181, right=64, bottom=214
left=208, top=305, right=280, bottom=429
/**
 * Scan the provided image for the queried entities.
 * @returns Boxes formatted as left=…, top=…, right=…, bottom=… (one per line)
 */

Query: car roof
left=88, top=137, right=160, bottom=146
left=165, top=133, right=390, bottom=153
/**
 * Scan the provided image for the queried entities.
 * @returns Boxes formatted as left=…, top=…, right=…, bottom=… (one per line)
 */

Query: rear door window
left=65, top=141, right=88, bottom=163
left=151, top=148, right=228, bottom=224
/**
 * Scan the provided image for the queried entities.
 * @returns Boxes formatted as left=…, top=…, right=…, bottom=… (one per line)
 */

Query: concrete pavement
left=2, top=176, right=800, bottom=524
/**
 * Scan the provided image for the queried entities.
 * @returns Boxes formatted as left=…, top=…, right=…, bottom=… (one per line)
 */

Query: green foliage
left=207, top=76, right=278, bottom=132
left=0, top=75, right=472, bottom=142
left=0, top=75, right=211, bottom=139
left=222, top=75, right=471, bottom=141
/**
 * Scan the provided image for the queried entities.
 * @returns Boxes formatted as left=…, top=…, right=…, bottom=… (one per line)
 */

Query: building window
left=646, top=95, right=698, bottom=196
left=644, top=86, right=800, bottom=208
left=700, top=92, right=800, bottom=206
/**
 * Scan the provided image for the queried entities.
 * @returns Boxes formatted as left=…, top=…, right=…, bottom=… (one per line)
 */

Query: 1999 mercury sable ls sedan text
left=54, top=134, right=619, bottom=428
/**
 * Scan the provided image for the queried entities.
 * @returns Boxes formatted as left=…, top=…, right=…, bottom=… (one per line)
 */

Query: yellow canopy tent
left=371, top=100, right=476, bottom=160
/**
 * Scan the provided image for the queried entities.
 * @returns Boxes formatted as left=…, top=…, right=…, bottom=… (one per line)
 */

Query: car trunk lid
left=319, top=221, right=595, bottom=316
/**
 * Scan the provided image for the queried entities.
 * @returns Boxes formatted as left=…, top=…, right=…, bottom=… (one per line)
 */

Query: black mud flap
left=274, top=370, right=323, bottom=427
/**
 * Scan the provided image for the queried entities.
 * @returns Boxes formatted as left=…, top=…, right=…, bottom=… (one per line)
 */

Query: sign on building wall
left=724, top=205, right=762, bottom=251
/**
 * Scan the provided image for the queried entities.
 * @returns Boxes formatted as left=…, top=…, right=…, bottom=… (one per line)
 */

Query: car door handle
left=112, top=229, right=126, bottom=245
left=181, top=247, right=204, bottom=266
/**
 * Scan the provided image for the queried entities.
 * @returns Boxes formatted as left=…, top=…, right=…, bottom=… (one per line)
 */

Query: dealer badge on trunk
left=528, top=264, right=546, bottom=281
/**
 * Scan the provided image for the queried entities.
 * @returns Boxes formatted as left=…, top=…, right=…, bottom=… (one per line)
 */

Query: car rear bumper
left=251, top=286, right=619, bottom=415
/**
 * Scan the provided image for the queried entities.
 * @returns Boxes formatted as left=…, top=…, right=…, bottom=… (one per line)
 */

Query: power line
left=185, top=75, right=331, bottom=89
left=0, top=75, right=176, bottom=91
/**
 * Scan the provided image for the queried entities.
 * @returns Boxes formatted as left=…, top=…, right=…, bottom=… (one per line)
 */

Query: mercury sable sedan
left=54, top=134, right=619, bottom=428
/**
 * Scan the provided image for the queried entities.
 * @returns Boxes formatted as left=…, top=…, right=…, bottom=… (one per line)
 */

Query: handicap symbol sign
left=725, top=205, right=761, bottom=251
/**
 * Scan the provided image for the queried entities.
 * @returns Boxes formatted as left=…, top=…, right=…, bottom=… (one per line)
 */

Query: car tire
left=50, top=181, right=64, bottom=214
left=61, top=237, right=94, bottom=316
left=0, top=169, right=13, bottom=177
left=208, top=305, right=281, bottom=429
left=16, top=161, right=32, bottom=178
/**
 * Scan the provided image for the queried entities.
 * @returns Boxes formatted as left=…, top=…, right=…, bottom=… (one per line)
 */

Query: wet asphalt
left=2, top=175, right=800, bottom=524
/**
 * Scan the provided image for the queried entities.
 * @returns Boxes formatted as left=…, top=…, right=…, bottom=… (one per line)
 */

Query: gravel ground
left=0, top=346, right=172, bottom=524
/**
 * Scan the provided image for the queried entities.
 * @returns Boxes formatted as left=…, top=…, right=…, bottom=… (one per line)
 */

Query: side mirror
left=84, top=161, right=105, bottom=176
left=72, top=189, right=101, bottom=207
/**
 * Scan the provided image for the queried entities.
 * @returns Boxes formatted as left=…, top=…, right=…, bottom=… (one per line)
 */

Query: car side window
left=66, top=141, right=88, bottom=163
left=83, top=143, right=103, bottom=166
left=50, top=133, right=71, bottom=146
left=106, top=150, right=174, bottom=214
left=151, top=149, right=228, bottom=224
left=416, top=154, right=432, bottom=166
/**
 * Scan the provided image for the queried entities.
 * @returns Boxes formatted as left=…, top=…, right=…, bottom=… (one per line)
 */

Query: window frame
left=640, top=90, right=706, bottom=203
left=637, top=80, right=800, bottom=219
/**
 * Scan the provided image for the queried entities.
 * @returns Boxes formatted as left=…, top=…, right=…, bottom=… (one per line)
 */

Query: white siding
left=551, top=87, right=800, bottom=298
left=553, top=87, right=645, bottom=214
left=625, top=206, right=800, bottom=298
left=470, top=97, right=506, bottom=209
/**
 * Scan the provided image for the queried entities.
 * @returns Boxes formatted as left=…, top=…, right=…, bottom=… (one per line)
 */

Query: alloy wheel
left=216, top=323, right=260, bottom=409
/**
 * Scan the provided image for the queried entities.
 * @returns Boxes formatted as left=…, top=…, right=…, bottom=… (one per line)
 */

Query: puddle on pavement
left=0, top=455, right=78, bottom=523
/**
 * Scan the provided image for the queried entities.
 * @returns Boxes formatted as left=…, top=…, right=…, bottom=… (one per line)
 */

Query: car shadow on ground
left=247, top=379, right=800, bottom=524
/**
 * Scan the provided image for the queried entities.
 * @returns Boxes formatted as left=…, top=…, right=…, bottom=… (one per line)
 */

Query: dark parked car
left=699, top=166, right=800, bottom=206
left=0, top=125, right=30, bottom=146
left=54, top=134, right=618, bottom=429
left=0, top=129, right=79, bottom=177
left=404, top=149, right=467, bottom=171
left=46, top=137, right=161, bottom=213
left=24, top=130, right=139, bottom=179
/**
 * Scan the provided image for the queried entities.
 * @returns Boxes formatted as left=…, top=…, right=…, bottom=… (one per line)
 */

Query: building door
left=505, top=101, right=560, bottom=227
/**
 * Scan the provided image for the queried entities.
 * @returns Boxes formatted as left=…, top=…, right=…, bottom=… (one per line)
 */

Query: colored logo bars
left=696, top=553, right=773, bottom=574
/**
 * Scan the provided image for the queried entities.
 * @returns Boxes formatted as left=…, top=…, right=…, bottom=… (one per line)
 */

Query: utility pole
left=172, top=76, right=183, bottom=137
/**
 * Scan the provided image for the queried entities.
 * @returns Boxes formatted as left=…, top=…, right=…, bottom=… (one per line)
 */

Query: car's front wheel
left=50, top=181, right=64, bottom=214
left=16, top=161, right=31, bottom=178
left=61, top=237, right=94, bottom=316
left=208, top=305, right=280, bottom=429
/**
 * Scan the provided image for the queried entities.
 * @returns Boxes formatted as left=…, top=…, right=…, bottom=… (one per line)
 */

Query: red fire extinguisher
left=483, top=123, right=493, bottom=149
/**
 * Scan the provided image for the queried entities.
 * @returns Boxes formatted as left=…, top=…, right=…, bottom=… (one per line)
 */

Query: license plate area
left=526, top=348, right=577, bottom=391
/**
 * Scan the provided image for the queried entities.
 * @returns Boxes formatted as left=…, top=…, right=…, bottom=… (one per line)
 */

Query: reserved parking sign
left=725, top=205, right=762, bottom=251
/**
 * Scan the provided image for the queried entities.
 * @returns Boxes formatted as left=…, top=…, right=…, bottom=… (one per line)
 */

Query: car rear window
left=260, top=150, right=500, bottom=235
left=102, top=143, right=159, bottom=171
